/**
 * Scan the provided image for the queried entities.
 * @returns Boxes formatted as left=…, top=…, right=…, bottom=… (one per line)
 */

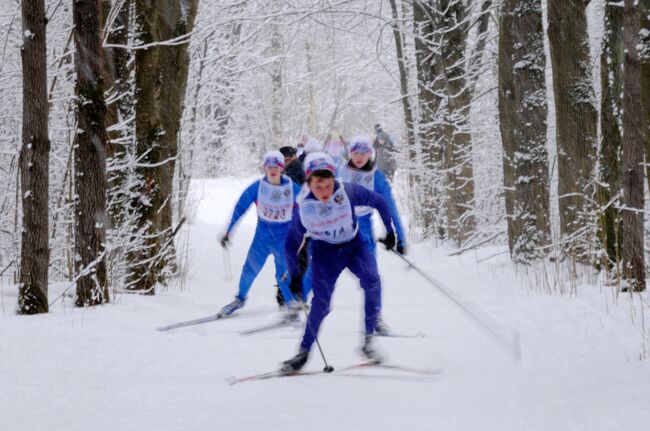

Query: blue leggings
left=237, top=224, right=294, bottom=303
left=300, top=235, right=381, bottom=352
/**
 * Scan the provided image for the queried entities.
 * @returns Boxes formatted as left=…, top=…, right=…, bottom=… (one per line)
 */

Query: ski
left=239, top=318, right=303, bottom=336
left=157, top=313, right=227, bottom=331
left=229, top=361, right=442, bottom=385
left=374, top=331, right=426, bottom=339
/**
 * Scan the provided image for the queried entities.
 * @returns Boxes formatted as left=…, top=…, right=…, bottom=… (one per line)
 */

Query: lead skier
left=281, top=152, right=397, bottom=373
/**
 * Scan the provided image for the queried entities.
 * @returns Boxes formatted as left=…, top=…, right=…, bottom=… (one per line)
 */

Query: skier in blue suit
left=338, top=135, right=407, bottom=335
left=339, top=135, right=407, bottom=255
left=218, top=150, right=302, bottom=318
left=281, top=152, right=397, bottom=373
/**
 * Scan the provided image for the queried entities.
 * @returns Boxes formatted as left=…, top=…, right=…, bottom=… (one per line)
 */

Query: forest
left=0, top=1, right=648, bottom=310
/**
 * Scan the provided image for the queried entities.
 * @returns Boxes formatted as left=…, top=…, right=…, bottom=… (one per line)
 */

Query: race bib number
left=257, top=177, right=294, bottom=223
left=299, top=185, right=357, bottom=244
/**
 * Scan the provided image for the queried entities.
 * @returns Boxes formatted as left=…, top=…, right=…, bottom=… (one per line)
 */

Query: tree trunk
left=389, top=0, right=417, bottom=152
left=73, top=0, right=110, bottom=306
left=270, top=18, right=283, bottom=149
left=596, top=1, right=624, bottom=271
left=621, top=0, right=646, bottom=292
left=440, top=0, right=476, bottom=246
left=547, top=0, right=598, bottom=260
left=413, top=0, right=447, bottom=240
left=640, top=0, right=650, bottom=193
left=498, top=0, right=551, bottom=263
left=18, top=0, right=50, bottom=314
left=102, top=0, right=132, bottom=228
left=130, top=0, right=199, bottom=293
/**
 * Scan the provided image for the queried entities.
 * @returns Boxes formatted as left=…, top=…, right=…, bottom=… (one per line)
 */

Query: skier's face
left=350, top=152, right=370, bottom=168
left=309, top=176, right=335, bottom=202
left=264, top=165, right=282, bottom=184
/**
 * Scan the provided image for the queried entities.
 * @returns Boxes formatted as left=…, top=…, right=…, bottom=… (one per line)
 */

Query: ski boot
left=361, top=335, right=385, bottom=364
left=374, top=316, right=391, bottom=336
left=281, top=350, right=309, bottom=374
left=217, top=296, right=245, bottom=318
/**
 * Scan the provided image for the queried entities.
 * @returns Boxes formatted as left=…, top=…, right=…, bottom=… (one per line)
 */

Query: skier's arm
left=225, top=181, right=259, bottom=235
left=375, top=172, right=406, bottom=246
left=345, top=183, right=394, bottom=235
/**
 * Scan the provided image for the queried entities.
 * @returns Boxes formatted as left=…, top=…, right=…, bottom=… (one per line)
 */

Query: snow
left=1, top=177, right=649, bottom=430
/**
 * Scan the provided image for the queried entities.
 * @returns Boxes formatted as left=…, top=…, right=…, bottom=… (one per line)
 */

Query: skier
left=373, top=123, right=397, bottom=182
left=281, top=152, right=398, bottom=373
left=338, top=135, right=407, bottom=334
left=279, top=146, right=305, bottom=185
left=218, top=150, right=302, bottom=318
left=323, top=128, right=347, bottom=167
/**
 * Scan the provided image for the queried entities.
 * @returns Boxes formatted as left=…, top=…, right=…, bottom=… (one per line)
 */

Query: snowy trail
left=1, top=177, right=649, bottom=431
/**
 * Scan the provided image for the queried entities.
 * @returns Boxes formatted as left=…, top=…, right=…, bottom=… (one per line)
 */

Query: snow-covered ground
left=1, top=177, right=649, bottom=431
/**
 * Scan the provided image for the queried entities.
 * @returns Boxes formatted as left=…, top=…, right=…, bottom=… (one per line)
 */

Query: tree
left=17, top=0, right=50, bottom=314
left=547, top=0, right=598, bottom=260
left=640, top=1, right=650, bottom=194
left=498, top=0, right=551, bottom=263
left=621, top=0, right=646, bottom=292
left=413, top=0, right=446, bottom=240
left=596, top=0, right=624, bottom=271
left=73, top=0, right=110, bottom=306
left=130, top=0, right=199, bottom=293
left=440, top=0, right=476, bottom=246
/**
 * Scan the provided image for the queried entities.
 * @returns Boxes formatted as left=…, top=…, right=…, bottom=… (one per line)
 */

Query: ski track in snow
left=1, top=177, right=649, bottom=431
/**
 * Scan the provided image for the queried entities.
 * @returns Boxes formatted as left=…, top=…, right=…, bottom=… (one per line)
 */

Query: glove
left=396, top=241, right=407, bottom=255
left=220, top=234, right=230, bottom=249
left=379, top=231, right=396, bottom=251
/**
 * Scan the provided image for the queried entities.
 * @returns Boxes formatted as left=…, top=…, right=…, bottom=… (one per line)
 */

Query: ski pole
left=298, top=301, right=334, bottom=373
left=389, top=249, right=521, bottom=361
left=222, top=248, right=232, bottom=281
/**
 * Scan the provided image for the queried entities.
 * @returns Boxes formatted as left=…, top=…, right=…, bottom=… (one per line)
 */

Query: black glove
left=380, top=231, right=396, bottom=251
left=220, top=234, right=230, bottom=249
left=396, top=241, right=406, bottom=255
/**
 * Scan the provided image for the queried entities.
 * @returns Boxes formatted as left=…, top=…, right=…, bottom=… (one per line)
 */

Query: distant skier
left=218, top=150, right=302, bottom=318
left=338, top=135, right=407, bottom=334
left=279, top=146, right=305, bottom=185
left=298, top=137, right=323, bottom=164
left=373, top=123, right=397, bottom=182
left=281, top=152, right=398, bottom=373
left=323, top=128, right=347, bottom=167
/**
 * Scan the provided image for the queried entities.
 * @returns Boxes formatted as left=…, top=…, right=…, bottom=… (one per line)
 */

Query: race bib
left=338, top=165, right=375, bottom=217
left=257, top=177, right=294, bottom=223
left=299, top=185, right=357, bottom=244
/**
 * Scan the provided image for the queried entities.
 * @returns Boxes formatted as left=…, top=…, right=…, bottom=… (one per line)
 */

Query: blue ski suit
left=225, top=176, right=302, bottom=303
left=338, top=162, right=407, bottom=255
left=285, top=181, right=395, bottom=353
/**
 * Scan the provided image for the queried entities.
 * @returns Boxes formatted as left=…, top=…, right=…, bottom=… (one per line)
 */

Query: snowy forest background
left=1, top=0, right=649, bottom=315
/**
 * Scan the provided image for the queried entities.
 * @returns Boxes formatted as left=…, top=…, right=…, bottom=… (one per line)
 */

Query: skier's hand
left=379, top=231, right=396, bottom=251
left=220, top=234, right=230, bottom=249
left=396, top=240, right=407, bottom=255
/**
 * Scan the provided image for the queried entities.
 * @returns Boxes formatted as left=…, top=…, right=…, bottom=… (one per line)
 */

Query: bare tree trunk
left=130, top=0, right=199, bottom=293
left=413, top=0, right=447, bottom=240
left=547, top=0, right=598, bottom=260
left=17, top=0, right=50, bottom=314
left=621, top=0, right=646, bottom=292
left=73, top=0, right=110, bottom=306
left=270, top=18, right=283, bottom=149
left=597, top=1, right=624, bottom=271
left=441, top=0, right=476, bottom=246
left=499, top=0, right=551, bottom=263
left=640, top=0, right=650, bottom=193
left=306, top=41, right=317, bottom=136
left=389, top=0, right=417, bottom=152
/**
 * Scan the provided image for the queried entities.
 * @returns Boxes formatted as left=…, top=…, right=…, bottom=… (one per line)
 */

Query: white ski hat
left=349, top=135, right=373, bottom=154
left=263, top=150, right=285, bottom=170
left=304, top=152, right=336, bottom=178
left=304, top=137, right=322, bottom=154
